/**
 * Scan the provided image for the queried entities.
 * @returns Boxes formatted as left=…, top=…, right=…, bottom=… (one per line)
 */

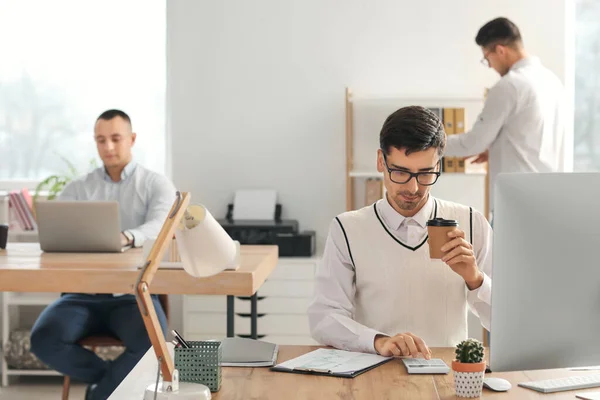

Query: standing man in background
left=444, top=17, right=570, bottom=218
left=30, top=109, right=176, bottom=400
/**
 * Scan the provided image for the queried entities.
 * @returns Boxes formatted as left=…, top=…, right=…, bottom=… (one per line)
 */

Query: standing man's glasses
left=480, top=48, right=494, bottom=68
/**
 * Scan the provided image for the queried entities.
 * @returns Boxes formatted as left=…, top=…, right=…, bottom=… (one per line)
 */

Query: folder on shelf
left=270, top=348, right=391, bottom=378
left=454, top=108, right=466, bottom=173
left=8, top=191, right=36, bottom=231
left=442, top=108, right=456, bottom=172
left=20, top=189, right=33, bottom=213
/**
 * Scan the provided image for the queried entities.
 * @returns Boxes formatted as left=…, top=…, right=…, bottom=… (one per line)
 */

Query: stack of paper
left=232, top=189, right=277, bottom=220
left=220, top=338, right=279, bottom=367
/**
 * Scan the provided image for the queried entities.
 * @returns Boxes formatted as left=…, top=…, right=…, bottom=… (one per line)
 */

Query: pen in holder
left=174, top=341, right=222, bottom=392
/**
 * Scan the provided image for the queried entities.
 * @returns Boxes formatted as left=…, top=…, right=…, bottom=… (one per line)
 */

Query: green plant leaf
left=57, top=154, right=78, bottom=178
left=35, top=155, right=99, bottom=201
left=34, top=175, right=60, bottom=201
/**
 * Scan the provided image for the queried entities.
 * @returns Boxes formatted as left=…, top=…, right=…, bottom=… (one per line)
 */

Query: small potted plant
left=452, top=338, right=486, bottom=398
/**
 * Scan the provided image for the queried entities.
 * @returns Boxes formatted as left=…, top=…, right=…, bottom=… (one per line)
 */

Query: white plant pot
left=453, top=370, right=485, bottom=397
left=452, top=360, right=486, bottom=398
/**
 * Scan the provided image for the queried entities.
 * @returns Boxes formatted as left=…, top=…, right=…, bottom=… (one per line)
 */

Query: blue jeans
left=30, top=294, right=167, bottom=400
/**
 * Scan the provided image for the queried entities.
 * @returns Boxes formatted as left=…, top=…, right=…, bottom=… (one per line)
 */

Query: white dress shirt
left=308, top=195, right=492, bottom=354
left=444, top=56, right=571, bottom=209
left=59, top=161, right=176, bottom=247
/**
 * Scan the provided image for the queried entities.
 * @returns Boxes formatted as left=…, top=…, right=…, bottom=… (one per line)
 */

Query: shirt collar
left=377, top=194, right=435, bottom=231
left=510, top=56, right=539, bottom=71
left=102, top=160, right=137, bottom=182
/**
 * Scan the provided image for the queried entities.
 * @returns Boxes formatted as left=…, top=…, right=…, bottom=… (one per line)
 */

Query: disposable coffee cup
left=426, top=218, right=458, bottom=259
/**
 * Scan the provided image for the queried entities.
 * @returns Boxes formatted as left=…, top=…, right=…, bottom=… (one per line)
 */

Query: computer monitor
left=490, top=172, right=600, bottom=372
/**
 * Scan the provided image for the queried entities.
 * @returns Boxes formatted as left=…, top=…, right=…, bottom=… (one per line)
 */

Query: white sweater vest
left=336, top=198, right=473, bottom=347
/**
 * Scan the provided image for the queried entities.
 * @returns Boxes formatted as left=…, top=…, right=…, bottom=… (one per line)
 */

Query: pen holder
left=174, top=341, right=222, bottom=392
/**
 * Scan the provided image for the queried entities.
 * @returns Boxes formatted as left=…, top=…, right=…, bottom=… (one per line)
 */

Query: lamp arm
left=134, top=191, right=191, bottom=386
left=138, top=191, right=188, bottom=287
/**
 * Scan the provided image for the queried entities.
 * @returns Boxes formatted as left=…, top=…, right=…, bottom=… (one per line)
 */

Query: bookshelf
left=1, top=292, right=59, bottom=386
left=0, top=192, right=49, bottom=385
left=0, top=190, right=38, bottom=239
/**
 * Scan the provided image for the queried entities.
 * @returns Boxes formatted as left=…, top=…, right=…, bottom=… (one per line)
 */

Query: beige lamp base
left=143, top=382, right=211, bottom=400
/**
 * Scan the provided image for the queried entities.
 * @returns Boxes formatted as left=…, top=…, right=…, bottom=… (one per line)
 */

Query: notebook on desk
left=270, top=348, right=392, bottom=378
left=221, top=337, right=278, bottom=367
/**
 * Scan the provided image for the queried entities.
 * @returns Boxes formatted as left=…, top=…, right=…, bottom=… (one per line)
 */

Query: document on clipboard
left=270, top=348, right=392, bottom=378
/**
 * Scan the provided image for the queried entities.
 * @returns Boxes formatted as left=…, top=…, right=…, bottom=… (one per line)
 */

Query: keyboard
left=402, top=358, right=450, bottom=374
left=519, top=374, right=600, bottom=393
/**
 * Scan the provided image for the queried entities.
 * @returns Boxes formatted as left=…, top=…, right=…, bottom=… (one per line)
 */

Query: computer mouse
left=483, top=377, right=512, bottom=392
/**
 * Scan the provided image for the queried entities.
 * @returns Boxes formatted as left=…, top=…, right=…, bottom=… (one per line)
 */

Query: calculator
left=402, top=358, right=450, bottom=374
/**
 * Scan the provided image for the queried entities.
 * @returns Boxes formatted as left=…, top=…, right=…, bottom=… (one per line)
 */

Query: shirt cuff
left=127, top=229, right=144, bottom=248
left=359, top=327, right=387, bottom=354
left=467, top=272, right=491, bottom=304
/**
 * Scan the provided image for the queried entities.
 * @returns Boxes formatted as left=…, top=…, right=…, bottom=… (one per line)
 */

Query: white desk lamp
left=134, top=191, right=239, bottom=400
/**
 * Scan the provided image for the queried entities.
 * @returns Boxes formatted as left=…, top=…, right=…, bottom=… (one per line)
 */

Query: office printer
left=217, top=204, right=315, bottom=257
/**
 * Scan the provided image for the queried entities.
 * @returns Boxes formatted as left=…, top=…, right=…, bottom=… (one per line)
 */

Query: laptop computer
left=36, top=200, right=132, bottom=253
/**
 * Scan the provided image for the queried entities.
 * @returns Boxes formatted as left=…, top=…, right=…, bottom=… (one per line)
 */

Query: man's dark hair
left=379, top=106, right=445, bottom=157
left=97, top=109, right=131, bottom=125
left=475, top=17, right=522, bottom=48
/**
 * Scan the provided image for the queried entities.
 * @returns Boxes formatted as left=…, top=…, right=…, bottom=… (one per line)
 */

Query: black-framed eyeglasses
left=382, top=154, right=441, bottom=186
left=480, top=46, right=496, bottom=68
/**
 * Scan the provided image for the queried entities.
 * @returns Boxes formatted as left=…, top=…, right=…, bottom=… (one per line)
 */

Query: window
left=0, top=0, right=166, bottom=185
left=575, top=0, right=600, bottom=171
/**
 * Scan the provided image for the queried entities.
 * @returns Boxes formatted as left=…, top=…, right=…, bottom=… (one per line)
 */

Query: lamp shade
left=174, top=204, right=239, bottom=278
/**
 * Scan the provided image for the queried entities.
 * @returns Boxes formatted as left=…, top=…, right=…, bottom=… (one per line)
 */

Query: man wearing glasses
left=444, top=17, right=569, bottom=219
left=308, top=106, right=492, bottom=357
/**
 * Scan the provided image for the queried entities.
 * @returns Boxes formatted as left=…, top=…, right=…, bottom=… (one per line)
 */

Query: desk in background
left=0, top=243, right=276, bottom=296
left=111, top=345, right=600, bottom=399
left=0, top=242, right=277, bottom=336
left=0, top=243, right=278, bottom=383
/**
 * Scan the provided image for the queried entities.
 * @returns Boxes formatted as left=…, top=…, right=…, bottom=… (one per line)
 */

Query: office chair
left=61, top=294, right=170, bottom=400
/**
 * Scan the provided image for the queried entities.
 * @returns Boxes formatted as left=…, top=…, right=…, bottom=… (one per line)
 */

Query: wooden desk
left=0, top=243, right=278, bottom=338
left=0, top=243, right=277, bottom=295
left=111, top=345, right=600, bottom=400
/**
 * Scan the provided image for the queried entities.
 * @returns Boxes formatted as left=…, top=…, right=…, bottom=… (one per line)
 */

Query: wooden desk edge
left=0, top=245, right=280, bottom=296
left=250, top=245, right=279, bottom=295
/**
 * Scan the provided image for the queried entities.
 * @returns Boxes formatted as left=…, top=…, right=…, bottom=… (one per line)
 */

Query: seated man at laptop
left=308, top=106, right=492, bottom=357
left=30, top=109, right=176, bottom=400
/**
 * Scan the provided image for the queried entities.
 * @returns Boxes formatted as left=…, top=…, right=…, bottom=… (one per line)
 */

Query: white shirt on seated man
left=308, top=105, right=492, bottom=358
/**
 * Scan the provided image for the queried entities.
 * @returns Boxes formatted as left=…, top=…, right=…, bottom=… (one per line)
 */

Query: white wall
left=168, top=0, right=570, bottom=253
left=167, top=0, right=570, bottom=338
